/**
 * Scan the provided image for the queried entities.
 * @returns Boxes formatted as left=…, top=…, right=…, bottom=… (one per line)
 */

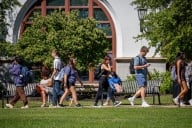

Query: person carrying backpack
left=50, top=49, right=64, bottom=107
left=94, top=56, right=111, bottom=107
left=58, top=57, right=83, bottom=107
left=128, top=46, right=151, bottom=107
left=6, top=57, right=29, bottom=109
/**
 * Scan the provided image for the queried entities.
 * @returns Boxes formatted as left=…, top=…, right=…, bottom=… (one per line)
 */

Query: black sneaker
left=76, top=103, right=82, bottom=108
left=58, top=104, right=65, bottom=108
left=94, top=102, right=98, bottom=106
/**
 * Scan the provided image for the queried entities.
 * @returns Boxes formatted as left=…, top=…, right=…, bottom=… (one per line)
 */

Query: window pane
left=70, top=0, right=88, bottom=6
left=35, top=1, right=41, bottom=6
left=47, top=9, right=65, bottom=15
left=47, top=0, right=65, bottom=6
left=27, top=9, right=41, bottom=21
left=97, top=23, right=112, bottom=36
left=94, top=8, right=108, bottom=21
left=70, top=9, right=88, bottom=19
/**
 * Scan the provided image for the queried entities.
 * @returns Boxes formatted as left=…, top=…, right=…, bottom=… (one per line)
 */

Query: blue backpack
left=20, top=66, right=34, bottom=85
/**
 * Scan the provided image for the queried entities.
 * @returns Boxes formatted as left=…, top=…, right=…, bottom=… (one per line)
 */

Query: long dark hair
left=176, top=51, right=185, bottom=60
left=14, top=56, right=23, bottom=65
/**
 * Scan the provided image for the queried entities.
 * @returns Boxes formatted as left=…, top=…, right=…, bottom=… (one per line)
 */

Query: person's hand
left=144, top=63, right=151, bottom=68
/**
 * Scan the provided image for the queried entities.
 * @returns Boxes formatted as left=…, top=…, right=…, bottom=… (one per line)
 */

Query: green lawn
left=0, top=95, right=192, bottom=128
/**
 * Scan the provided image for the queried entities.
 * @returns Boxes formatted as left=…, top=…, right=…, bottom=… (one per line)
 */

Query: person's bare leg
left=59, top=89, right=70, bottom=104
left=70, top=86, right=78, bottom=105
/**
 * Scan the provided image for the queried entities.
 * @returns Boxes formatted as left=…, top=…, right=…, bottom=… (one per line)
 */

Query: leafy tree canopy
left=132, top=0, right=192, bottom=62
left=11, top=11, right=109, bottom=70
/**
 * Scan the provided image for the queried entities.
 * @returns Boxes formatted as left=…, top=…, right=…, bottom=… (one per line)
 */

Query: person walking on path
left=58, top=57, right=83, bottom=107
left=6, top=57, right=29, bottom=109
left=173, top=51, right=189, bottom=106
left=128, top=46, right=151, bottom=107
left=50, top=49, right=64, bottom=107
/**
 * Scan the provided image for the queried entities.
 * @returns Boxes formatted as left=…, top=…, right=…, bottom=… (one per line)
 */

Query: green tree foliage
left=13, top=11, right=109, bottom=69
left=0, top=0, right=20, bottom=41
left=132, top=0, right=192, bottom=62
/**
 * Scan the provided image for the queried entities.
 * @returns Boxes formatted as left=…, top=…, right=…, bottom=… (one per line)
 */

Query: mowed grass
left=0, top=95, right=192, bottom=128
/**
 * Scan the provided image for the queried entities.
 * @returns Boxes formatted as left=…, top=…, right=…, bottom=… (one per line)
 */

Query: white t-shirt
left=53, top=56, right=62, bottom=80
left=40, top=78, right=51, bottom=85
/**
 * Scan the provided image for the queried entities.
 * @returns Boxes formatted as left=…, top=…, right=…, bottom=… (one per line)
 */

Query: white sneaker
left=103, top=102, right=109, bottom=106
left=180, top=102, right=186, bottom=107
left=113, top=101, right=122, bottom=107
left=189, top=99, right=192, bottom=106
left=41, top=103, right=46, bottom=108
left=141, top=102, right=150, bottom=107
left=21, top=105, right=29, bottom=109
left=49, top=104, right=57, bottom=108
left=128, top=97, right=134, bottom=106
left=173, top=98, right=179, bottom=105
left=6, top=103, right=13, bottom=108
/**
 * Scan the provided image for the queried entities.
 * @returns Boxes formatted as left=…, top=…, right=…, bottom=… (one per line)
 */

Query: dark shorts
left=135, top=75, right=147, bottom=88
left=180, top=71, right=186, bottom=82
left=66, top=81, right=75, bottom=89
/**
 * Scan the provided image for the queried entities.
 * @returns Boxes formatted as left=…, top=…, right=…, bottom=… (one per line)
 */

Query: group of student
left=6, top=46, right=192, bottom=108
left=5, top=46, right=154, bottom=108
left=5, top=48, right=125, bottom=108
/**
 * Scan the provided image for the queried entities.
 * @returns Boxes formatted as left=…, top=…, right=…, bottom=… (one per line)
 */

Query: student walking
left=6, top=57, right=29, bottom=109
left=50, top=49, right=64, bottom=107
left=173, top=51, right=189, bottom=106
left=128, top=46, right=151, bottom=107
left=58, top=57, right=83, bottom=107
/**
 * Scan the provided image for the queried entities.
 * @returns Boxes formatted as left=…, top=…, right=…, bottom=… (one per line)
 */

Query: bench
left=75, top=83, right=98, bottom=99
left=1, top=82, right=99, bottom=108
left=1, top=83, right=40, bottom=108
left=122, top=80, right=161, bottom=105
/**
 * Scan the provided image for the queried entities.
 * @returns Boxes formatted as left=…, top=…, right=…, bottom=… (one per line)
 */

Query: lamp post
left=137, top=8, right=147, bottom=32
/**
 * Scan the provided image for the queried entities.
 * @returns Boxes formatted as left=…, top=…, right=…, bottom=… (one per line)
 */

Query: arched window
left=18, top=0, right=116, bottom=73
left=19, top=0, right=116, bottom=69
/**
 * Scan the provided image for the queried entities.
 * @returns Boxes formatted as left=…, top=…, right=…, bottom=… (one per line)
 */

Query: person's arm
left=76, top=73, right=83, bottom=86
left=134, top=56, right=150, bottom=70
left=50, top=68, right=58, bottom=79
left=176, top=60, right=181, bottom=84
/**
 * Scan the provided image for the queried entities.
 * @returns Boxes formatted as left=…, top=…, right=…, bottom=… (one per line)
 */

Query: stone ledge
left=115, top=57, right=166, bottom=63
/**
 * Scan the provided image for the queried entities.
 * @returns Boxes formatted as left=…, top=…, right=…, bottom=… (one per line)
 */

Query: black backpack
left=94, top=63, right=102, bottom=80
left=129, top=56, right=141, bottom=74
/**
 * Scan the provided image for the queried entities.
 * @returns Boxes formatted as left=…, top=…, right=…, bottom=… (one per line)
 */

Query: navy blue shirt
left=65, top=66, right=78, bottom=84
